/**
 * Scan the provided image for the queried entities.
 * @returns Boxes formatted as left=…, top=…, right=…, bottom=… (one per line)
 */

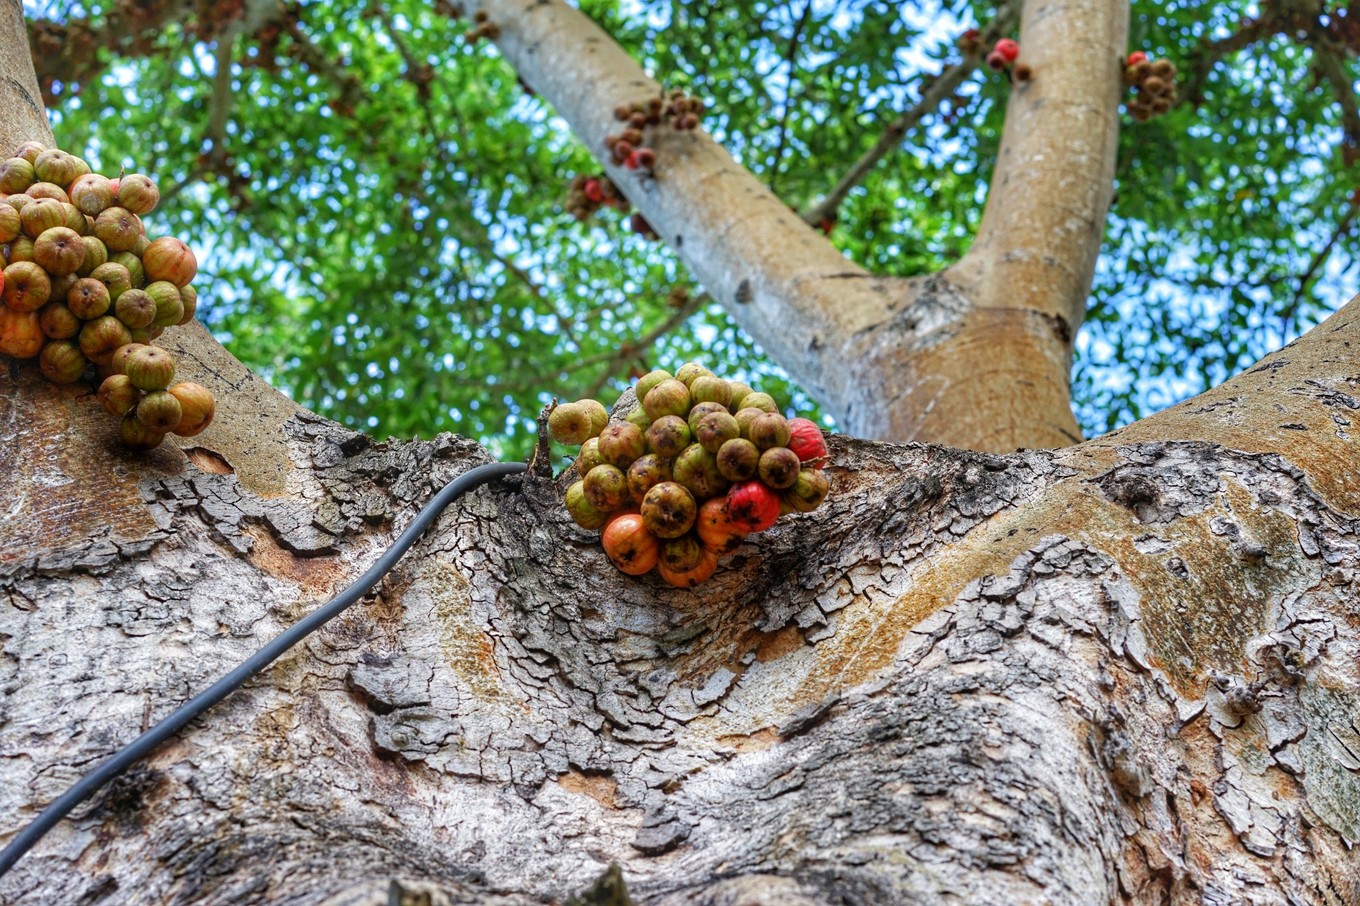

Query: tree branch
left=582, top=291, right=707, bottom=398
left=767, top=0, right=815, bottom=194
left=801, top=2, right=1021, bottom=227
left=206, top=33, right=235, bottom=163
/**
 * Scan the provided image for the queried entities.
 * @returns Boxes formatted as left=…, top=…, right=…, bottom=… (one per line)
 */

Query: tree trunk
left=4, top=1, right=1360, bottom=902
left=4, top=295, right=1360, bottom=903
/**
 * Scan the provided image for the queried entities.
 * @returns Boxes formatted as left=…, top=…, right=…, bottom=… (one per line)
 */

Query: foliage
left=28, top=0, right=1360, bottom=457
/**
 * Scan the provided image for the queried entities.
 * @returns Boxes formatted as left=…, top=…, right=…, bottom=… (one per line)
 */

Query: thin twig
left=583, top=292, right=709, bottom=398
left=1282, top=194, right=1360, bottom=335
left=768, top=0, right=815, bottom=193
left=800, top=1, right=1020, bottom=226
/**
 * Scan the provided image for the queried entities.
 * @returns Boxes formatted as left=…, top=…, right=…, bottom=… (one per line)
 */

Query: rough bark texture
left=3, top=295, right=1360, bottom=905
left=4, top=3, right=1360, bottom=903
left=484, top=0, right=1123, bottom=452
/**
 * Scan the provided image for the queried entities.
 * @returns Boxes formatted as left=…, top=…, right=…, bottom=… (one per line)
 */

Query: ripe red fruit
left=625, top=151, right=641, bottom=170
left=635, top=148, right=656, bottom=168
left=1127, top=51, right=1148, bottom=66
left=726, top=480, right=781, bottom=533
left=994, top=38, right=1019, bottom=62
left=985, top=51, right=1006, bottom=70
left=602, top=512, right=660, bottom=576
left=786, top=417, right=828, bottom=468
left=583, top=178, right=605, bottom=203
left=657, top=545, right=718, bottom=589
left=695, top=498, right=745, bottom=555
left=961, top=28, right=980, bottom=42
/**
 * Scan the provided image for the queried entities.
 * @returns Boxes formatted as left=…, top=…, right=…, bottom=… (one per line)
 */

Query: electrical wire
left=0, top=460, right=527, bottom=878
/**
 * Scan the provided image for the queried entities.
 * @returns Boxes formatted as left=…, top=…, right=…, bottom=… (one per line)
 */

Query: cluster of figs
left=0, top=142, right=213, bottom=448
left=549, top=363, right=831, bottom=588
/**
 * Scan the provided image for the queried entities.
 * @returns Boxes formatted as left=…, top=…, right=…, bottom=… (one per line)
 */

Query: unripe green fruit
left=575, top=437, right=604, bottom=475
left=3, top=193, right=31, bottom=212
left=33, top=149, right=81, bottom=187
left=116, top=174, right=160, bottom=215
left=27, top=182, right=69, bottom=203
left=123, top=344, right=176, bottom=390
left=78, top=315, right=132, bottom=364
left=60, top=202, right=87, bottom=235
left=739, top=391, right=778, bottom=414
left=166, top=381, right=215, bottom=436
left=136, top=389, right=183, bottom=433
left=0, top=158, right=35, bottom=194
left=49, top=273, right=77, bottom=303
left=3, top=261, right=51, bottom=312
left=11, top=142, right=44, bottom=164
left=785, top=468, right=831, bottom=512
left=0, top=204, right=19, bottom=242
left=640, top=481, right=697, bottom=539
left=689, top=375, right=732, bottom=408
left=686, top=401, right=727, bottom=435
left=645, top=414, right=690, bottom=458
left=748, top=412, right=791, bottom=450
left=39, top=339, right=87, bottom=384
left=119, top=413, right=165, bottom=451
left=77, top=235, right=108, bottom=276
left=674, top=361, right=711, bottom=387
left=672, top=443, right=729, bottom=499
left=90, top=262, right=132, bottom=300
left=583, top=463, right=629, bottom=512
left=94, top=207, right=141, bottom=252
left=6, top=235, right=34, bottom=263
left=20, top=197, right=65, bottom=239
left=109, top=342, right=148, bottom=376
left=634, top=369, right=673, bottom=401
left=131, top=233, right=150, bottom=257
left=115, top=288, right=157, bottom=329
left=69, top=173, right=114, bottom=217
left=757, top=446, right=801, bottom=489
left=576, top=398, right=609, bottom=437
left=626, top=453, right=673, bottom=502
left=177, top=284, right=198, bottom=325
left=98, top=374, right=141, bottom=417
left=716, top=437, right=760, bottom=481
left=726, top=381, right=754, bottom=413
left=38, top=301, right=80, bottom=339
left=142, top=237, right=196, bottom=286
left=33, top=226, right=84, bottom=276
left=110, top=251, right=145, bottom=288
left=659, top=534, right=704, bottom=573
left=548, top=401, right=593, bottom=445
left=565, top=479, right=610, bottom=529
left=695, top=410, right=740, bottom=453
left=67, top=277, right=111, bottom=320
left=625, top=406, right=652, bottom=431
left=643, top=379, right=691, bottom=421
left=598, top=422, right=646, bottom=468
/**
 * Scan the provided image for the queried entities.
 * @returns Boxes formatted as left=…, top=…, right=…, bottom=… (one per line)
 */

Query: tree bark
left=5, top=4, right=1360, bottom=903
left=4, top=291, right=1360, bottom=903
left=483, top=0, right=1124, bottom=452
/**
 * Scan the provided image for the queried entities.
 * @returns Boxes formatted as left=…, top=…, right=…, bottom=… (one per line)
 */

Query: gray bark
left=4, top=296, right=1360, bottom=903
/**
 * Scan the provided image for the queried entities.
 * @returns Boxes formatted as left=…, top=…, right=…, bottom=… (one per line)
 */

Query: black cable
left=0, top=460, right=527, bottom=878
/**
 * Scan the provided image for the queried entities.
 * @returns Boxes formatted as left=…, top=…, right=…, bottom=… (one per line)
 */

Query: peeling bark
left=4, top=4, right=1360, bottom=903
left=4, top=296, right=1360, bottom=904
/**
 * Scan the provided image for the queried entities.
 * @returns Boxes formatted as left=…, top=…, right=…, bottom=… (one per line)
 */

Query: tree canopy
left=28, top=0, right=1360, bottom=456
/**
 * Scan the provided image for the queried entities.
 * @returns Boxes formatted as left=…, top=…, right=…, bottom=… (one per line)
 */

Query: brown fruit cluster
left=549, top=363, right=831, bottom=589
left=464, top=10, right=499, bottom=42
left=565, top=173, right=630, bottom=222
left=1125, top=54, right=1178, bottom=122
left=0, top=141, right=214, bottom=450
left=604, top=89, right=705, bottom=171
